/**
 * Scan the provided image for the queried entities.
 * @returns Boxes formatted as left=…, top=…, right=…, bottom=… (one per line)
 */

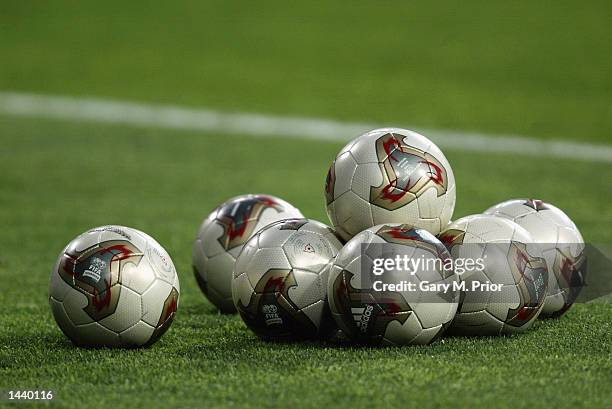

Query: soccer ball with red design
left=439, top=215, right=548, bottom=335
left=192, top=194, right=303, bottom=313
left=484, top=199, right=585, bottom=317
left=328, top=224, right=459, bottom=346
left=49, top=225, right=180, bottom=347
left=232, top=218, right=343, bottom=340
left=325, top=128, right=456, bottom=241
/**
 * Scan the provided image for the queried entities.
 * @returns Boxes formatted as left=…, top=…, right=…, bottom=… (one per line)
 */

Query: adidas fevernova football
left=49, top=226, right=180, bottom=347
left=325, top=128, right=456, bottom=240
left=328, top=225, right=459, bottom=346
left=232, top=218, right=342, bottom=340
left=439, top=215, right=548, bottom=335
left=193, top=194, right=303, bottom=313
left=484, top=199, right=586, bottom=317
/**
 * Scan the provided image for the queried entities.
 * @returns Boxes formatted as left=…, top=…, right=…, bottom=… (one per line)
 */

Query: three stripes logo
left=332, top=270, right=412, bottom=343
left=352, top=304, right=374, bottom=333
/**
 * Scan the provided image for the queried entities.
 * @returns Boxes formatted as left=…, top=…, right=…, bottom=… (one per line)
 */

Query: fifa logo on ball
left=82, top=257, right=106, bottom=282
left=262, top=304, right=282, bottom=325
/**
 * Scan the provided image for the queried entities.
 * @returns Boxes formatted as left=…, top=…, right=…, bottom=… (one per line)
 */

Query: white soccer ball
left=328, top=224, right=459, bottom=346
left=49, top=225, right=180, bottom=347
left=193, top=194, right=303, bottom=313
left=325, top=128, right=456, bottom=241
left=232, top=218, right=343, bottom=340
left=484, top=199, right=586, bottom=317
left=439, top=215, right=548, bottom=335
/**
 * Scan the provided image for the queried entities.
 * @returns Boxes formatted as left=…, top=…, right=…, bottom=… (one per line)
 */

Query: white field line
left=1, top=91, right=611, bottom=163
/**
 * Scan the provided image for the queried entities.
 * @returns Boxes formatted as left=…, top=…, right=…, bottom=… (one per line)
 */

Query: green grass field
left=0, top=1, right=611, bottom=408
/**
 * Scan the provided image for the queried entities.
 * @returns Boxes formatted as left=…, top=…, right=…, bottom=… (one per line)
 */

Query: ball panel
left=448, top=309, right=504, bottom=336
left=332, top=191, right=374, bottom=240
left=244, top=247, right=292, bottom=287
left=233, top=240, right=258, bottom=278
left=325, top=201, right=338, bottom=229
left=383, top=313, right=423, bottom=346
left=348, top=132, right=380, bottom=164
left=484, top=199, right=524, bottom=216
left=407, top=324, right=445, bottom=345
left=411, top=301, right=458, bottom=330
left=49, top=268, right=73, bottom=302
left=440, top=183, right=456, bottom=227
left=337, top=138, right=358, bottom=157
left=119, top=320, right=155, bottom=347
left=287, top=269, right=325, bottom=308
left=371, top=201, right=442, bottom=234
left=331, top=152, right=358, bottom=200
left=281, top=232, right=338, bottom=274
left=172, top=267, right=180, bottom=294
left=256, top=205, right=304, bottom=230
left=351, top=162, right=383, bottom=200
left=515, top=213, right=558, bottom=243
left=73, top=322, right=121, bottom=347
left=300, top=300, right=326, bottom=328
left=542, top=203, right=578, bottom=230
left=145, top=239, right=176, bottom=285
left=334, top=231, right=372, bottom=266
left=120, top=261, right=156, bottom=295
left=557, top=225, right=583, bottom=249
left=141, top=279, right=173, bottom=327
left=398, top=128, right=436, bottom=152
left=486, top=284, right=521, bottom=322
left=98, top=285, right=142, bottom=333
left=144, top=286, right=179, bottom=346
left=416, top=188, right=445, bottom=219
left=62, top=288, right=96, bottom=325
left=257, top=227, right=294, bottom=249
left=465, top=216, right=515, bottom=242
left=197, top=221, right=226, bottom=258
left=98, top=226, right=148, bottom=250
left=541, top=291, right=565, bottom=316
left=231, top=272, right=255, bottom=310
left=454, top=281, right=492, bottom=314
left=49, top=297, right=80, bottom=342
left=205, top=251, right=236, bottom=304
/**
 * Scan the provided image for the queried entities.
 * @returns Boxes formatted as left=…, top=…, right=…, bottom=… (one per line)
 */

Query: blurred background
left=2, top=0, right=610, bottom=141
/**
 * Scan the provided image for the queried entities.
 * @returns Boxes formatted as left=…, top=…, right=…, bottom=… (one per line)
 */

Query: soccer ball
left=328, top=224, right=459, bottom=346
left=439, top=215, right=548, bottom=335
left=484, top=199, right=585, bottom=317
left=325, top=128, right=456, bottom=241
left=232, top=218, right=342, bottom=340
left=49, top=225, right=180, bottom=347
left=193, top=194, right=303, bottom=313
